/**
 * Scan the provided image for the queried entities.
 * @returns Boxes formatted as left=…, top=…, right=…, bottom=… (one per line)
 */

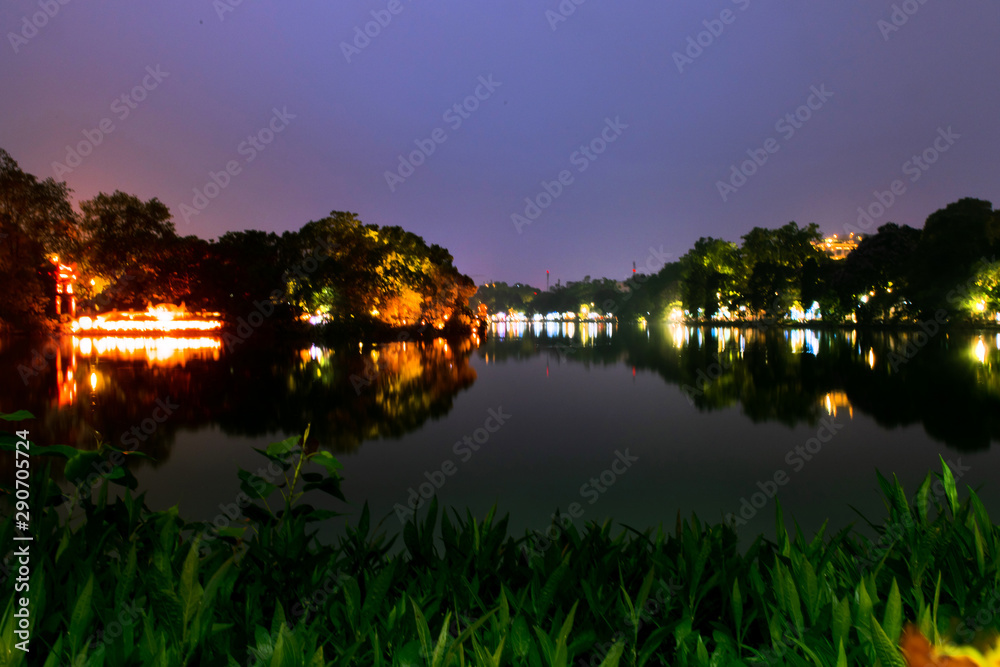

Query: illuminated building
left=71, top=304, right=223, bottom=335
left=51, top=256, right=77, bottom=317
left=812, top=233, right=861, bottom=260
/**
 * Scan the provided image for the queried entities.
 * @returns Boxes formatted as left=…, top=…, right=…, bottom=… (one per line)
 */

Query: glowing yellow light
left=71, top=304, right=222, bottom=334
left=976, top=301, right=986, bottom=312
left=867, top=349, right=875, bottom=369
left=90, top=279, right=96, bottom=286
left=975, top=338, right=987, bottom=364
left=90, top=372, right=97, bottom=390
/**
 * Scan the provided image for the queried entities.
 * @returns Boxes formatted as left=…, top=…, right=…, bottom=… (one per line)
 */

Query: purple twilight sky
left=2, top=2, right=998, bottom=287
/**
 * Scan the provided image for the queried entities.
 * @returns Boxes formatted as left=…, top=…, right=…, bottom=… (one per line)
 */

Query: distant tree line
left=0, top=148, right=475, bottom=334
left=474, top=198, right=1000, bottom=325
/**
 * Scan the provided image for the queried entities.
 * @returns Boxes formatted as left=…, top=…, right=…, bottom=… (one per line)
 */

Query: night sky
left=2, top=2, right=997, bottom=286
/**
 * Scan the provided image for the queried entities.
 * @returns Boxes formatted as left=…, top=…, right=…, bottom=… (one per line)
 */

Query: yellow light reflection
left=822, top=391, right=853, bottom=419
left=867, top=349, right=875, bottom=369
left=975, top=338, right=987, bottom=364
left=90, top=372, right=97, bottom=390
left=79, top=336, right=222, bottom=365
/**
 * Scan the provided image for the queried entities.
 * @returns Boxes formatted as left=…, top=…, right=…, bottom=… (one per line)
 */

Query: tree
left=739, top=222, right=822, bottom=318
left=78, top=191, right=176, bottom=307
left=833, top=223, right=921, bottom=322
left=908, top=198, right=999, bottom=317
left=293, top=212, right=475, bottom=329
left=0, top=148, right=76, bottom=327
left=679, top=237, right=740, bottom=318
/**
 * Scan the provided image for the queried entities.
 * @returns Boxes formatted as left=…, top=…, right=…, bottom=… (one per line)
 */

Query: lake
left=3, top=324, right=999, bottom=546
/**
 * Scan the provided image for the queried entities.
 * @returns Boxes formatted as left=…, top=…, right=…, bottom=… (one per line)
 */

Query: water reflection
left=0, top=335, right=477, bottom=464
left=2, top=321, right=998, bottom=482
left=479, top=323, right=1000, bottom=451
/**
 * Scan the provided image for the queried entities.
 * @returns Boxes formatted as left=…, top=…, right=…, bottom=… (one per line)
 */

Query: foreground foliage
left=2, top=411, right=999, bottom=665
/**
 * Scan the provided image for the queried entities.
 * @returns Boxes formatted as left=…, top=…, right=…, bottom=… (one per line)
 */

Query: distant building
left=813, top=232, right=861, bottom=260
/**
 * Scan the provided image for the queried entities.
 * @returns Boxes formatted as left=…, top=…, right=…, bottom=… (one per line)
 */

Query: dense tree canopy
left=0, top=149, right=75, bottom=326
left=0, top=148, right=476, bottom=333
left=1, top=146, right=996, bottom=331
left=473, top=204, right=1000, bottom=326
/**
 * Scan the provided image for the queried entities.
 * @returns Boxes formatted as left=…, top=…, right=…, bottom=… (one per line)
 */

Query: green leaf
left=883, top=579, right=902, bottom=646
left=972, top=522, right=987, bottom=577
left=266, top=435, right=300, bottom=458
left=65, top=451, right=104, bottom=483
left=598, top=639, right=625, bottom=667
left=782, top=567, right=804, bottom=636
left=636, top=568, right=655, bottom=621
left=309, top=450, right=343, bottom=477
left=180, top=539, right=203, bottom=630
left=69, top=573, right=95, bottom=653
left=511, top=616, right=532, bottom=658
left=938, top=456, right=958, bottom=516
left=361, top=563, right=395, bottom=631
left=431, top=611, right=452, bottom=667
left=410, top=598, right=433, bottom=662
left=535, top=556, right=570, bottom=618
left=0, top=410, right=34, bottom=421
left=237, top=469, right=277, bottom=500
left=442, top=610, right=497, bottom=665
left=915, top=474, right=932, bottom=525
left=832, top=596, right=851, bottom=650
left=533, top=625, right=556, bottom=665
left=0, top=436, right=77, bottom=458
left=870, top=614, right=905, bottom=667
left=835, top=640, right=848, bottom=667
left=732, top=579, right=743, bottom=634
left=556, top=601, right=579, bottom=650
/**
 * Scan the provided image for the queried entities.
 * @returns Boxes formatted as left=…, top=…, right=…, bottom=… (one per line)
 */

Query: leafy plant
left=2, top=408, right=999, bottom=666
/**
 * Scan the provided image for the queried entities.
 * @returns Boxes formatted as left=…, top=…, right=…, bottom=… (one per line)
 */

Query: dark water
left=2, top=324, right=999, bottom=543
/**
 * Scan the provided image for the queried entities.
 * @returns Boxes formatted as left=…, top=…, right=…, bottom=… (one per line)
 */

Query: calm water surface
left=3, top=324, right=999, bottom=543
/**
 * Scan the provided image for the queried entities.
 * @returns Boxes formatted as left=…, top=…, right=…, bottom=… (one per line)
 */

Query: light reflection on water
left=480, top=322, right=1000, bottom=449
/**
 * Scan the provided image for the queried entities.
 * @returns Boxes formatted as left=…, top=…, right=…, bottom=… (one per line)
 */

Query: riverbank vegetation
left=3, top=410, right=999, bottom=666
left=474, top=199, right=1000, bottom=327
left=4, top=145, right=997, bottom=337
left=0, top=149, right=474, bottom=335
